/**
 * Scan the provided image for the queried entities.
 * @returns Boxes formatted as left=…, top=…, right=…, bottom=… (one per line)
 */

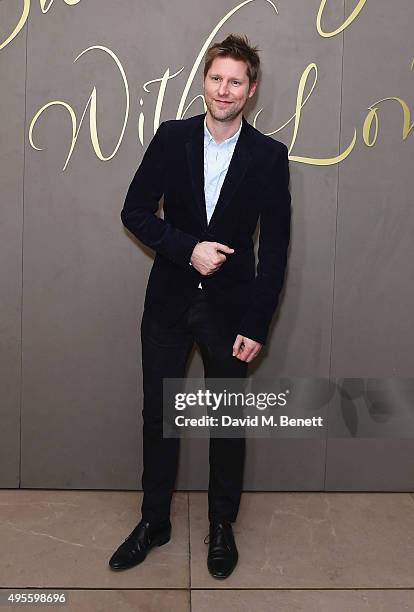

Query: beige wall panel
left=332, top=0, right=414, bottom=377
left=327, top=0, right=414, bottom=489
left=0, top=4, right=27, bottom=486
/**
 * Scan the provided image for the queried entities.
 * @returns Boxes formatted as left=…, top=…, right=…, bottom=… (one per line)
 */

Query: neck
left=205, top=112, right=242, bottom=144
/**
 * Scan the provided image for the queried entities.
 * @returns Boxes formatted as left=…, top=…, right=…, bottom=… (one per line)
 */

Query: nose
left=218, top=80, right=229, bottom=96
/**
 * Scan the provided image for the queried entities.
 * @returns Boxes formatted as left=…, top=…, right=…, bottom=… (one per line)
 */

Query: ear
left=248, top=81, right=257, bottom=98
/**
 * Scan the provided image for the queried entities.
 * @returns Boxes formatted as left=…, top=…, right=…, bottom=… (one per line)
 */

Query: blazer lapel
left=208, top=115, right=251, bottom=231
left=186, top=114, right=208, bottom=230
left=186, top=113, right=252, bottom=232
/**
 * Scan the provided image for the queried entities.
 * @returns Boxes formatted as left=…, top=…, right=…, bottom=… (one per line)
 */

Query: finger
left=214, top=255, right=226, bottom=265
left=214, top=259, right=226, bottom=270
left=238, top=346, right=252, bottom=362
left=238, top=342, right=257, bottom=362
left=246, top=349, right=259, bottom=363
left=248, top=345, right=263, bottom=362
left=233, top=342, right=244, bottom=357
left=232, top=335, right=243, bottom=356
left=215, top=242, right=235, bottom=254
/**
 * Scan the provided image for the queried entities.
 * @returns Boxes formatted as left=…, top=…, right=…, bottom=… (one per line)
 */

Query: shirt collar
left=204, top=114, right=242, bottom=146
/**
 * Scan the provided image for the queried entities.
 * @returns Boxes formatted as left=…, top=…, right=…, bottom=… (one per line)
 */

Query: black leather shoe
left=109, top=518, right=171, bottom=570
left=205, top=521, right=238, bottom=579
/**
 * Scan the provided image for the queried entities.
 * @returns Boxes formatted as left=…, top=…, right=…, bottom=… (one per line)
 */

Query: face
left=203, top=56, right=257, bottom=123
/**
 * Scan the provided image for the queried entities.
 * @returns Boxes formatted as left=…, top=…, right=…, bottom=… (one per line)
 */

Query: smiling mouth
left=215, top=99, right=232, bottom=104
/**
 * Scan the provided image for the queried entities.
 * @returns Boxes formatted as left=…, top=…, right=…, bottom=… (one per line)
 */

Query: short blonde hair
left=203, top=33, right=260, bottom=87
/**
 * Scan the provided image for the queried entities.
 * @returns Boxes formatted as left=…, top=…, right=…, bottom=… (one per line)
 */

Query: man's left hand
left=232, top=334, right=263, bottom=362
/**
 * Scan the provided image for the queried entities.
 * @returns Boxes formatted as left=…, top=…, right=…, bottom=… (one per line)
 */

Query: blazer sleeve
left=238, top=143, right=291, bottom=345
left=121, top=121, right=199, bottom=268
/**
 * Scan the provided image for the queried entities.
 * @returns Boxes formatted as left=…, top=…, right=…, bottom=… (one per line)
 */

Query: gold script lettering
left=40, top=0, right=81, bottom=13
left=29, top=45, right=128, bottom=171
left=363, top=97, right=414, bottom=146
left=142, top=67, right=185, bottom=137
left=0, top=0, right=30, bottom=51
left=0, top=0, right=81, bottom=51
left=261, top=63, right=356, bottom=165
left=317, top=0, right=367, bottom=38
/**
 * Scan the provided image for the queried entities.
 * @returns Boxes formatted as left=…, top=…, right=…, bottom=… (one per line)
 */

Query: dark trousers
left=140, top=289, right=248, bottom=524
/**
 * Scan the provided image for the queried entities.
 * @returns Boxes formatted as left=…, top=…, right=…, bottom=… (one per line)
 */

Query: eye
left=233, top=81, right=240, bottom=85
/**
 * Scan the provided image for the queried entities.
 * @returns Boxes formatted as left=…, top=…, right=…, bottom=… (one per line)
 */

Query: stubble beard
left=205, top=96, right=245, bottom=123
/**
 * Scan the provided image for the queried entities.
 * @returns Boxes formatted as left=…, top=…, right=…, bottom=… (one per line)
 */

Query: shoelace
left=203, top=523, right=231, bottom=547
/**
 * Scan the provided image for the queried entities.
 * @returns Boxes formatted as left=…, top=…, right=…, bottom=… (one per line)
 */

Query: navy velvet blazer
left=121, top=112, right=291, bottom=345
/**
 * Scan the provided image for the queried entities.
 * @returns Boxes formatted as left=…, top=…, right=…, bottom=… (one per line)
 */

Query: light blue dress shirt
left=196, top=115, right=242, bottom=288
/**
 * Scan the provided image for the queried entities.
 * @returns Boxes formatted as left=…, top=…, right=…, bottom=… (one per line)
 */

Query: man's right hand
left=190, top=241, right=234, bottom=276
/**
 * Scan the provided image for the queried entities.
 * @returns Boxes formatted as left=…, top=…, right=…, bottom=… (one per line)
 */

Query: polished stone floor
left=1, top=490, right=414, bottom=610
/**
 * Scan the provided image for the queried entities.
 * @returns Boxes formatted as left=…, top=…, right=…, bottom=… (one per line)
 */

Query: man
left=109, top=34, right=291, bottom=579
